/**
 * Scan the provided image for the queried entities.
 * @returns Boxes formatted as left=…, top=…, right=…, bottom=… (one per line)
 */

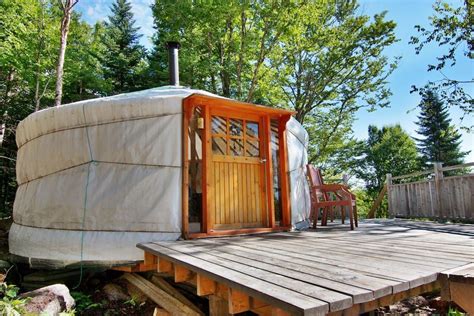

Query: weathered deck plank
left=154, top=242, right=353, bottom=311
left=138, top=219, right=474, bottom=315
left=140, top=243, right=329, bottom=315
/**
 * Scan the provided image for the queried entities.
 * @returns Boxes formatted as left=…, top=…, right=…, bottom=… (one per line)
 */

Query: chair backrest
left=307, top=165, right=329, bottom=201
left=307, top=164, right=323, bottom=187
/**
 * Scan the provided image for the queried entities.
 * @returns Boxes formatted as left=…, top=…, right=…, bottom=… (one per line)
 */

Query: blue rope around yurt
left=73, top=103, right=95, bottom=289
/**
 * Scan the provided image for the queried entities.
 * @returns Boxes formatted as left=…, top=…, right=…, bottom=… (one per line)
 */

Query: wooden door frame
left=182, top=94, right=294, bottom=239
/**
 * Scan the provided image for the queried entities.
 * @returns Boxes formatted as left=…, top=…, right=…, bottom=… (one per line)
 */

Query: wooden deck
left=138, top=219, right=474, bottom=315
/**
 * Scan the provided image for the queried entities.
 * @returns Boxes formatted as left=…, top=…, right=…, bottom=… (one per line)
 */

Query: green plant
left=70, top=291, right=102, bottom=312
left=0, top=282, right=28, bottom=316
left=123, top=295, right=145, bottom=308
left=448, top=306, right=465, bottom=316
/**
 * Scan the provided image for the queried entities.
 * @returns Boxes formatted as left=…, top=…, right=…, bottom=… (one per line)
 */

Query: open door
left=182, top=95, right=293, bottom=238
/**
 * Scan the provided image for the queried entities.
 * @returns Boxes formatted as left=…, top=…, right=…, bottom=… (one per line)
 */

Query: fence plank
left=388, top=173, right=474, bottom=221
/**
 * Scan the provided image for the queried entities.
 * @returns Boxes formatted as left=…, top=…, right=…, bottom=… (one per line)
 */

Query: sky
left=76, top=0, right=473, bottom=162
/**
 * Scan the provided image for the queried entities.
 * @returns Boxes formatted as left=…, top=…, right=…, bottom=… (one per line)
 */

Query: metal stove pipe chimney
left=167, top=41, right=180, bottom=86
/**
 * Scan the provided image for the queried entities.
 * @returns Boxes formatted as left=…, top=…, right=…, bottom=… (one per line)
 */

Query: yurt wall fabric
left=286, top=118, right=311, bottom=228
left=9, top=87, right=311, bottom=266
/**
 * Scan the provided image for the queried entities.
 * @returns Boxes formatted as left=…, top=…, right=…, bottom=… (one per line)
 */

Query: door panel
left=209, top=113, right=266, bottom=230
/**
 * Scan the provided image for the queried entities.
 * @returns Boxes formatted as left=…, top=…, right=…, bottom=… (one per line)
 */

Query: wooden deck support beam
left=327, top=281, right=441, bottom=316
left=122, top=273, right=201, bottom=315
left=157, top=256, right=173, bottom=273
left=228, top=288, right=250, bottom=314
left=439, top=263, right=474, bottom=314
left=174, top=264, right=194, bottom=283
left=197, top=274, right=216, bottom=296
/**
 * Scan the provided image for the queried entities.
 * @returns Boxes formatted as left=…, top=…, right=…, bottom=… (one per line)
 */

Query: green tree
left=415, top=88, right=469, bottom=168
left=357, top=125, right=420, bottom=195
left=103, top=0, right=146, bottom=94
left=63, top=20, right=111, bottom=102
left=0, top=1, right=110, bottom=216
left=410, top=1, right=473, bottom=129
left=150, top=1, right=398, bottom=175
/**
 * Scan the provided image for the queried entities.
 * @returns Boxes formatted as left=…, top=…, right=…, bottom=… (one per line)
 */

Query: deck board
left=138, top=219, right=474, bottom=315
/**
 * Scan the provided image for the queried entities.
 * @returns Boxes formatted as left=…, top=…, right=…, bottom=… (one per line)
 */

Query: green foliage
left=0, top=0, right=138, bottom=217
left=447, top=306, right=465, bottom=316
left=102, top=0, right=147, bottom=94
left=150, top=0, right=398, bottom=174
left=123, top=295, right=145, bottom=308
left=352, top=188, right=389, bottom=219
left=70, top=291, right=102, bottom=312
left=415, top=88, right=469, bottom=168
left=0, top=283, right=27, bottom=316
left=0, top=0, right=400, bottom=217
left=63, top=20, right=112, bottom=102
left=357, top=124, right=420, bottom=195
left=410, top=1, right=473, bottom=128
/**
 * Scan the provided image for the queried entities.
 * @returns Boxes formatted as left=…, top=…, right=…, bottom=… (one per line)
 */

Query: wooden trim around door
left=182, top=94, right=294, bottom=239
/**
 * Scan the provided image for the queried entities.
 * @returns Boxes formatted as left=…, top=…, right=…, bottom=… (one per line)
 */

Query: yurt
left=9, top=46, right=311, bottom=269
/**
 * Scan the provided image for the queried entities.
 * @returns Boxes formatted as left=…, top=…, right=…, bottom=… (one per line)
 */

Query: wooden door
left=209, top=111, right=267, bottom=230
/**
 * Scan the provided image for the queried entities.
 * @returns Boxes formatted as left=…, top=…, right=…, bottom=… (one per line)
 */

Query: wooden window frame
left=182, top=94, right=294, bottom=239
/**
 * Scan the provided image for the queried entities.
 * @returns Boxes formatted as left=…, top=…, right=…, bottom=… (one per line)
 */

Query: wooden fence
left=387, top=162, right=474, bottom=221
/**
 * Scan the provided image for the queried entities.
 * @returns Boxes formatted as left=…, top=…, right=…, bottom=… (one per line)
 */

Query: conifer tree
left=415, top=88, right=468, bottom=168
left=103, top=0, right=145, bottom=94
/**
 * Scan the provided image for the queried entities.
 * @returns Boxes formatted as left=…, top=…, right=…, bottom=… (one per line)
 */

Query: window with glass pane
left=212, top=137, right=227, bottom=155
left=229, top=138, right=244, bottom=156
left=246, top=121, right=259, bottom=138
left=246, top=139, right=260, bottom=157
left=212, top=116, right=226, bottom=135
left=271, top=120, right=282, bottom=223
left=229, top=119, right=243, bottom=136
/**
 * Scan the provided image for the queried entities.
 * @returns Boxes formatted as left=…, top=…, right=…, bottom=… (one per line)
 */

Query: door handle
left=260, top=159, right=267, bottom=163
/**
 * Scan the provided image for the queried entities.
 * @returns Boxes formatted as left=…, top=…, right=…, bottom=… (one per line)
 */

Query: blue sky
left=76, top=0, right=473, bottom=162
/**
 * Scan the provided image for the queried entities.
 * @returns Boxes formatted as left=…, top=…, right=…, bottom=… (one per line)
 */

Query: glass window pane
left=212, top=116, right=226, bottom=135
left=271, top=119, right=282, bottom=223
left=246, top=121, right=259, bottom=139
left=229, top=138, right=244, bottom=156
left=246, top=139, right=260, bottom=157
left=229, top=119, right=243, bottom=136
left=212, top=137, right=227, bottom=155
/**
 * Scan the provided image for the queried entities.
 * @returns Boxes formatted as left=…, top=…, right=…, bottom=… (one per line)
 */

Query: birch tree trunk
left=54, top=0, right=78, bottom=107
left=34, top=0, right=45, bottom=112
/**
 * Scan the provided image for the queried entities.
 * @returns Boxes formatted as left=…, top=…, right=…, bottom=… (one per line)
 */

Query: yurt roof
left=16, top=86, right=296, bottom=148
left=16, top=86, right=220, bottom=147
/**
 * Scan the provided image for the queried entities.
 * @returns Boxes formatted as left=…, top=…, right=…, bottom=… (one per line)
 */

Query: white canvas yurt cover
left=9, top=86, right=311, bottom=268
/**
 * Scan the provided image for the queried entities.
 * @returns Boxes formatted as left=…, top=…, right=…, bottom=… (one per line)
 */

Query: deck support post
left=174, top=265, right=193, bottom=283
left=209, top=295, right=229, bottom=316
left=197, top=274, right=216, bottom=296
left=228, top=288, right=250, bottom=314
left=439, top=264, right=474, bottom=315
left=447, top=282, right=474, bottom=314
left=157, top=257, right=173, bottom=273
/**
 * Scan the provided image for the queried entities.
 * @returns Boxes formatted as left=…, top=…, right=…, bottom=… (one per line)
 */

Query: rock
left=21, top=284, right=74, bottom=315
left=406, top=295, right=429, bottom=307
left=102, top=283, right=130, bottom=301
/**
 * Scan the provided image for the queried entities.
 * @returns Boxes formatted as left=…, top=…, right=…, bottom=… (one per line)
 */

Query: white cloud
left=130, top=0, right=155, bottom=48
left=86, top=6, right=95, bottom=17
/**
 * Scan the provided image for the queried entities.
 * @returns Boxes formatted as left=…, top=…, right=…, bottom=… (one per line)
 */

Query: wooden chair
left=306, top=165, right=358, bottom=230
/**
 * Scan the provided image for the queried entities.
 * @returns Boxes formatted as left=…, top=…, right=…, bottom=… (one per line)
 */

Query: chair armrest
left=312, top=184, right=347, bottom=191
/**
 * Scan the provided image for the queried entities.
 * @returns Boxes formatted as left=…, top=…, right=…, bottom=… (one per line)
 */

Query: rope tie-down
left=73, top=103, right=97, bottom=289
